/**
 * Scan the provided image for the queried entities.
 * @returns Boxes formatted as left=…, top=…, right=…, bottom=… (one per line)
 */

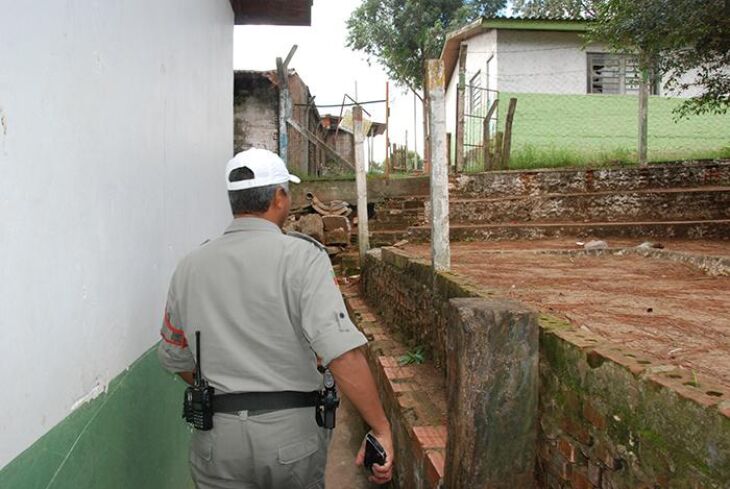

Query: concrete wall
left=0, top=0, right=233, bottom=469
left=234, top=72, right=279, bottom=154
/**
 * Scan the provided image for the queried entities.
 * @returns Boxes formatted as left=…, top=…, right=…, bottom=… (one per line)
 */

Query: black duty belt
left=212, top=391, right=320, bottom=414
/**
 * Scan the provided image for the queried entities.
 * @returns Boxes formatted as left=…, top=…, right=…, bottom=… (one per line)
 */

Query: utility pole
left=354, top=106, right=370, bottom=261
left=426, top=59, right=450, bottom=272
left=276, top=45, right=297, bottom=167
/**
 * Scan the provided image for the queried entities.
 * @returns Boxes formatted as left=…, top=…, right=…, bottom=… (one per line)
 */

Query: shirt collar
left=224, top=217, right=283, bottom=235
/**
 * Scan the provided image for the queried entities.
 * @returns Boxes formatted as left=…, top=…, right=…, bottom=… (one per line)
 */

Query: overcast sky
left=233, top=0, right=424, bottom=164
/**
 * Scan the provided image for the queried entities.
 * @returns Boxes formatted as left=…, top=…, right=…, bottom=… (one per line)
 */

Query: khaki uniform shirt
left=157, top=217, right=367, bottom=394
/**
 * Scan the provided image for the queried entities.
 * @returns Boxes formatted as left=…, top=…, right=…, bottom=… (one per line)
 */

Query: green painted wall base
left=0, top=346, right=193, bottom=489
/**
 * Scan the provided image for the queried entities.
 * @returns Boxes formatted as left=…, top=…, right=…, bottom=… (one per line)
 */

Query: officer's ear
left=272, top=186, right=290, bottom=210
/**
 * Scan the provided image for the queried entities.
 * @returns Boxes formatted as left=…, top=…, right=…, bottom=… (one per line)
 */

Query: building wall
left=234, top=72, right=279, bottom=154
left=495, top=30, right=603, bottom=95
left=0, top=0, right=233, bottom=472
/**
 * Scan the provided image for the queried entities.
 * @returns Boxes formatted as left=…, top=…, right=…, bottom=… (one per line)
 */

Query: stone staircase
left=369, top=161, right=730, bottom=244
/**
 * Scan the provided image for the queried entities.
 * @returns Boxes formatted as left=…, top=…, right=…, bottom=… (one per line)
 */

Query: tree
left=511, top=0, right=597, bottom=18
left=589, top=0, right=729, bottom=117
left=346, top=0, right=506, bottom=91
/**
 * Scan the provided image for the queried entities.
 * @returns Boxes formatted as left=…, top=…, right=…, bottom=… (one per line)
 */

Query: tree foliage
left=589, top=0, right=729, bottom=117
left=511, top=0, right=597, bottom=18
left=346, top=0, right=506, bottom=90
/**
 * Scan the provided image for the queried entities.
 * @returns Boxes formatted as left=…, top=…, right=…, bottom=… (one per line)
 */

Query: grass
left=489, top=145, right=730, bottom=171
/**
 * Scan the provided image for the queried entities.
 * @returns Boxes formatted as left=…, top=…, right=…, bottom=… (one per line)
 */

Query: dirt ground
left=404, top=239, right=730, bottom=389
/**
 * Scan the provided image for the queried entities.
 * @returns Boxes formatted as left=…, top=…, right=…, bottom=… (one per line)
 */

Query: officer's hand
left=355, top=430, right=394, bottom=485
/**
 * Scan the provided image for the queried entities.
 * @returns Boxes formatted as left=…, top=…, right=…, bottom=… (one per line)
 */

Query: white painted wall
left=0, top=0, right=233, bottom=467
left=445, top=30, right=498, bottom=137
left=496, top=30, right=605, bottom=95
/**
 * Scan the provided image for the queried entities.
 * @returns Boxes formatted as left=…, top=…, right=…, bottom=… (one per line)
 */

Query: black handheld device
left=182, top=331, right=215, bottom=431
left=363, top=433, right=387, bottom=472
left=316, top=367, right=340, bottom=429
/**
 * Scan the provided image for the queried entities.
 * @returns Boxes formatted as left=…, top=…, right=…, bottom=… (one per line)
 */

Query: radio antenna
left=195, top=331, right=202, bottom=386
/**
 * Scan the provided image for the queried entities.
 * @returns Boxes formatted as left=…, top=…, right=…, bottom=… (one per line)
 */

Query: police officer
left=157, top=148, right=393, bottom=488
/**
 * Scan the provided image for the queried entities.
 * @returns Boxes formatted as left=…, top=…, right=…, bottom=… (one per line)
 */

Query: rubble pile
left=285, top=193, right=353, bottom=256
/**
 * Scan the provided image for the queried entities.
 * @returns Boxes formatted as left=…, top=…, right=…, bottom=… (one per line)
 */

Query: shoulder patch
left=287, top=230, right=327, bottom=252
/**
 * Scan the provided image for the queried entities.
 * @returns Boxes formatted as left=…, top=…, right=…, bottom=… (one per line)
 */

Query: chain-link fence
left=452, top=63, right=730, bottom=172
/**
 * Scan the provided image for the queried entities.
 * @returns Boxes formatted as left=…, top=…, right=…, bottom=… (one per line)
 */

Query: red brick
left=558, top=438, right=576, bottom=463
left=412, top=426, right=448, bottom=449
left=583, top=402, right=607, bottom=430
left=561, top=417, right=593, bottom=446
left=571, top=467, right=595, bottom=489
left=378, top=356, right=399, bottom=368
left=424, top=449, right=445, bottom=489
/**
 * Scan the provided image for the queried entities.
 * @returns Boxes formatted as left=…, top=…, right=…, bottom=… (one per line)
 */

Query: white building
left=439, top=17, right=718, bottom=166
left=0, top=1, right=312, bottom=486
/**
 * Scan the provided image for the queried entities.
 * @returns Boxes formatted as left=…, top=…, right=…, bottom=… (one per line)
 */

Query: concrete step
left=366, top=230, right=411, bottom=247
left=450, top=160, right=730, bottom=199
left=407, top=219, right=730, bottom=242
left=442, top=187, right=730, bottom=224
left=377, top=197, right=427, bottom=211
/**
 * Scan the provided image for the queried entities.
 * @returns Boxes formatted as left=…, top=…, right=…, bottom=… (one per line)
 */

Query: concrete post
left=426, top=59, right=450, bottom=272
left=354, top=106, right=370, bottom=261
left=445, top=298, right=539, bottom=489
left=455, top=43, right=467, bottom=173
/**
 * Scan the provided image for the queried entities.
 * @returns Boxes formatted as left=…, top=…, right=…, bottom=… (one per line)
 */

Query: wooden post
left=426, top=59, right=450, bottom=272
left=385, top=81, right=391, bottom=179
left=494, top=131, right=504, bottom=170
left=638, top=67, right=649, bottom=166
left=483, top=99, right=499, bottom=171
left=502, top=98, right=518, bottom=170
left=354, top=106, right=369, bottom=260
left=455, top=43, right=468, bottom=173
left=276, top=45, right=298, bottom=166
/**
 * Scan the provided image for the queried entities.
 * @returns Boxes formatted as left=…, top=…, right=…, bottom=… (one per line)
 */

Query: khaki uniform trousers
left=190, top=407, right=331, bottom=489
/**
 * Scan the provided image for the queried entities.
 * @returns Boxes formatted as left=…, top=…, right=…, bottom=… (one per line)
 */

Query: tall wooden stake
left=276, top=45, right=298, bottom=167
left=483, top=99, right=499, bottom=171
left=638, top=67, right=650, bottom=166
left=354, top=106, right=370, bottom=261
left=455, top=43, right=468, bottom=173
left=502, top=98, right=518, bottom=170
left=426, top=59, right=450, bottom=272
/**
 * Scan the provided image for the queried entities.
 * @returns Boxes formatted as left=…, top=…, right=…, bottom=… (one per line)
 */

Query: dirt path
left=324, top=395, right=372, bottom=488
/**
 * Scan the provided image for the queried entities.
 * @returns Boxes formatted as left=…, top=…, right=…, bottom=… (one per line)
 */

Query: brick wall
left=361, top=248, right=730, bottom=489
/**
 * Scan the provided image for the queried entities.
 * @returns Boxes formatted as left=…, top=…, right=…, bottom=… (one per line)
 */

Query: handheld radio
left=182, top=331, right=215, bottom=430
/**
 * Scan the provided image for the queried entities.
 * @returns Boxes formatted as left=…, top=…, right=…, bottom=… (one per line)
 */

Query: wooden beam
left=638, top=68, right=650, bottom=166
left=483, top=99, right=499, bottom=171
left=287, top=119, right=355, bottom=171
left=501, top=98, right=517, bottom=170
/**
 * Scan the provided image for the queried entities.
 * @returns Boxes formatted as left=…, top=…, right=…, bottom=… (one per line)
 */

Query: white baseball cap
left=226, top=148, right=301, bottom=191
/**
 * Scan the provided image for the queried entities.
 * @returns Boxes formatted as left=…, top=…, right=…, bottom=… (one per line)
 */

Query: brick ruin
left=333, top=160, right=730, bottom=489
